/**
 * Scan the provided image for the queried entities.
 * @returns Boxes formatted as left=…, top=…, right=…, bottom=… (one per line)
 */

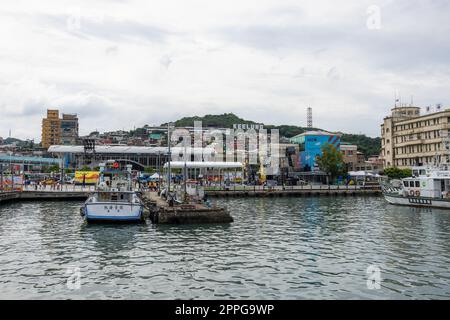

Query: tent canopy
left=163, top=161, right=243, bottom=169
left=348, top=171, right=375, bottom=177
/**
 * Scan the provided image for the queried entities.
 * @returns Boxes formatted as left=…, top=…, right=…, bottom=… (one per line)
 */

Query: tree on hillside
left=383, top=167, right=412, bottom=179
left=316, top=144, right=346, bottom=184
left=340, top=134, right=381, bottom=158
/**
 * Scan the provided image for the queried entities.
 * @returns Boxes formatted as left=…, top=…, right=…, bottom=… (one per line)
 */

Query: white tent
left=163, top=161, right=243, bottom=169
left=149, top=173, right=160, bottom=180
left=349, top=171, right=368, bottom=177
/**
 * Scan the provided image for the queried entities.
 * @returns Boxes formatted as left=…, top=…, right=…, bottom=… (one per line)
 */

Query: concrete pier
left=0, top=192, right=21, bottom=204
left=143, top=192, right=233, bottom=224
left=0, top=190, right=89, bottom=203
left=20, top=191, right=90, bottom=201
left=206, top=188, right=381, bottom=197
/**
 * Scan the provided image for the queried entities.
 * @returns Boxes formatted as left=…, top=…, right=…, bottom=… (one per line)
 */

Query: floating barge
left=142, top=192, right=233, bottom=224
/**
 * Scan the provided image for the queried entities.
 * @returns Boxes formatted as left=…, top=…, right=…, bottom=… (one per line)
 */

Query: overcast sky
left=1, top=0, right=450, bottom=141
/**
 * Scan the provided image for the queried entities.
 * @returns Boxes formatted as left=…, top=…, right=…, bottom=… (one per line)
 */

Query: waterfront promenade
left=204, top=184, right=381, bottom=197
left=0, top=186, right=91, bottom=204
left=0, top=184, right=380, bottom=205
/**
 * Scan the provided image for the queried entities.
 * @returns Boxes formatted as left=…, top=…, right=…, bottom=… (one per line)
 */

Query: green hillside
left=163, top=113, right=258, bottom=128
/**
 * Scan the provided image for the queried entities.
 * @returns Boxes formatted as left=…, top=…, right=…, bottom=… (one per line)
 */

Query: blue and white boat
left=82, top=161, right=144, bottom=222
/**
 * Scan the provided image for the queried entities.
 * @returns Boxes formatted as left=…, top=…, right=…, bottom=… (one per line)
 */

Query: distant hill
left=162, top=113, right=259, bottom=128
left=157, top=113, right=381, bottom=158
left=2, top=137, right=24, bottom=145
left=161, top=113, right=319, bottom=136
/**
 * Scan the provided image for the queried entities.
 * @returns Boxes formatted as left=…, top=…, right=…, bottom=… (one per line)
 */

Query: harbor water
left=0, top=196, right=449, bottom=299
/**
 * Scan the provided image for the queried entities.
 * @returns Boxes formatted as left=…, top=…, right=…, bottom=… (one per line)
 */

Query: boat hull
left=383, top=193, right=450, bottom=209
left=83, top=202, right=144, bottom=222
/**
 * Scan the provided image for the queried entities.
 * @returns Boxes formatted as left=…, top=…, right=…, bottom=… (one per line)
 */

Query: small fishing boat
left=81, top=160, right=144, bottom=222
left=381, top=165, right=450, bottom=209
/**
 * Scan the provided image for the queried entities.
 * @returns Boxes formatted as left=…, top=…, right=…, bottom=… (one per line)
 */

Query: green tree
left=80, top=165, right=91, bottom=171
left=49, top=164, right=60, bottom=172
left=316, top=144, right=345, bottom=184
left=65, top=168, right=73, bottom=174
left=144, top=166, right=155, bottom=174
left=383, top=167, right=412, bottom=179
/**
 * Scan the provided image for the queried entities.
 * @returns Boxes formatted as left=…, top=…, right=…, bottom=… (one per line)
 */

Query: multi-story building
left=381, top=105, right=450, bottom=168
left=41, top=110, right=61, bottom=149
left=60, top=113, right=79, bottom=145
left=340, top=143, right=358, bottom=171
left=290, top=130, right=341, bottom=171
left=41, top=109, right=79, bottom=149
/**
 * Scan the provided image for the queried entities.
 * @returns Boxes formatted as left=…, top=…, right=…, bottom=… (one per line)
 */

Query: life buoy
left=415, top=190, right=420, bottom=197
left=409, top=190, right=414, bottom=196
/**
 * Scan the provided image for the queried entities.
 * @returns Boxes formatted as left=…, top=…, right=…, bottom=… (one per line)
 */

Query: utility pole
left=184, top=143, right=187, bottom=202
left=157, top=151, right=161, bottom=192
left=167, top=122, right=172, bottom=200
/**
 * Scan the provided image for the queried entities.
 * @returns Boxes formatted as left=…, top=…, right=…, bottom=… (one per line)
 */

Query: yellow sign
left=74, top=171, right=99, bottom=184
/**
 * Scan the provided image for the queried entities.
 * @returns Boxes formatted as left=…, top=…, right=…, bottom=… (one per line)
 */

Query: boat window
left=409, top=181, right=415, bottom=188
left=420, top=170, right=426, bottom=175
left=413, top=170, right=419, bottom=177
left=403, top=181, right=408, bottom=187
left=415, top=181, right=420, bottom=187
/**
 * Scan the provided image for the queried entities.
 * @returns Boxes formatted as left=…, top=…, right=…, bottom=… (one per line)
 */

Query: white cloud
left=1, top=0, right=450, bottom=140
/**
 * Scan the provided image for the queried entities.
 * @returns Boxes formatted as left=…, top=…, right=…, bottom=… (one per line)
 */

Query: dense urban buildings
left=41, top=109, right=79, bottom=148
left=47, top=145, right=214, bottom=170
left=381, top=105, right=450, bottom=168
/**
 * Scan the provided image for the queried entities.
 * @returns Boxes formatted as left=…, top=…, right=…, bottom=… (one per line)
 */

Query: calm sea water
left=0, top=196, right=449, bottom=299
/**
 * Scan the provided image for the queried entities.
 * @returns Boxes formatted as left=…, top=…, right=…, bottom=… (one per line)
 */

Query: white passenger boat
left=381, top=165, right=450, bottom=209
left=82, top=161, right=144, bottom=222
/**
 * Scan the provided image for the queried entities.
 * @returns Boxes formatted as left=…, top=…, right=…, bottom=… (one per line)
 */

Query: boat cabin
left=402, top=166, right=450, bottom=198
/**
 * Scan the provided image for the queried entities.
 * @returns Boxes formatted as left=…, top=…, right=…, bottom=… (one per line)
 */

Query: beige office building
left=42, top=110, right=62, bottom=149
left=381, top=105, right=450, bottom=168
left=41, top=109, right=79, bottom=149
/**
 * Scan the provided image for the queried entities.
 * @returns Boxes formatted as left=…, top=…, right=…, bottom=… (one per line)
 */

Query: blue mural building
left=290, top=131, right=341, bottom=171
